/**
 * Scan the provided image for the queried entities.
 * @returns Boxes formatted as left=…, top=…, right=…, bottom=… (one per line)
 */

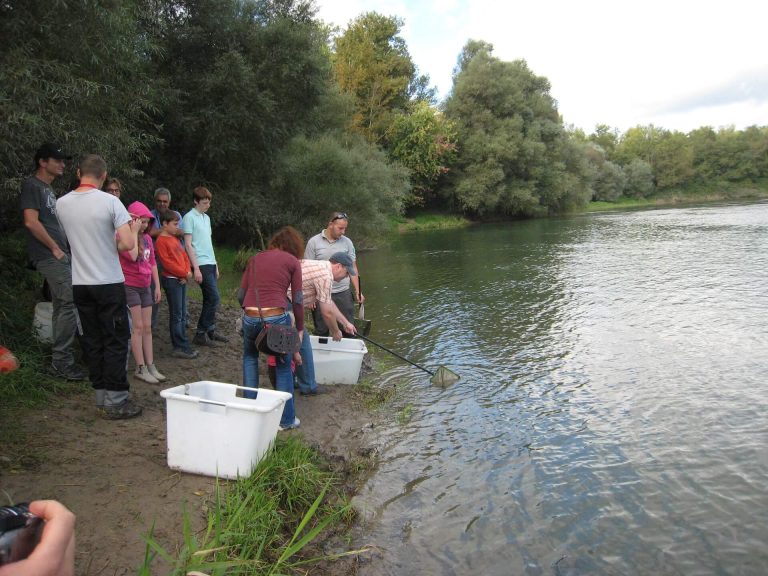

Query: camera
left=0, top=504, right=43, bottom=566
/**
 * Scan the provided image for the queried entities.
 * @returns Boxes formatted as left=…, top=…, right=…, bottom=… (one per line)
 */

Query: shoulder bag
left=253, top=288, right=300, bottom=355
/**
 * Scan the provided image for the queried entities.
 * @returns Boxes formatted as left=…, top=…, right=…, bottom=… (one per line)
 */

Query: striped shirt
left=293, top=260, right=333, bottom=307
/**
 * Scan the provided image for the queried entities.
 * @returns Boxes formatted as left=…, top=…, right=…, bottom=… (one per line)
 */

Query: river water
left=353, top=202, right=768, bottom=575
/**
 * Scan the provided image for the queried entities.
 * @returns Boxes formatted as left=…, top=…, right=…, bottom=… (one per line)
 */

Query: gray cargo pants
left=34, top=255, right=79, bottom=368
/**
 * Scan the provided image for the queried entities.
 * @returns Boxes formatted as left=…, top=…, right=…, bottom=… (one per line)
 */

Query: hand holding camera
left=0, top=501, right=75, bottom=576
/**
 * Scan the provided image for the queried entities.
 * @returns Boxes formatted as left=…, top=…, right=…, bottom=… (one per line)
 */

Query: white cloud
left=316, top=0, right=768, bottom=133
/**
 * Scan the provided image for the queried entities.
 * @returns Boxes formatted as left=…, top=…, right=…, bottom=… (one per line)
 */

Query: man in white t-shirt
left=56, top=154, right=142, bottom=420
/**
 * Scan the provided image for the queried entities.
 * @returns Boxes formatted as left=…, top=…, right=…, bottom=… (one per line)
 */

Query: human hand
left=331, top=327, right=343, bottom=342
left=343, top=322, right=357, bottom=335
left=292, top=351, right=303, bottom=366
left=357, top=293, right=365, bottom=305
left=52, top=247, right=66, bottom=261
left=128, top=219, right=141, bottom=235
left=0, top=500, right=75, bottom=576
left=154, top=287, right=162, bottom=304
left=193, top=268, right=202, bottom=284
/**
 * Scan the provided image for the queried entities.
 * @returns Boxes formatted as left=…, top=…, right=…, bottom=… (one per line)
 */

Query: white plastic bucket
left=159, top=381, right=291, bottom=479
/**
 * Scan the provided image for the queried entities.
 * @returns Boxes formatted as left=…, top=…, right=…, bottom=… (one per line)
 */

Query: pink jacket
left=119, top=233, right=156, bottom=288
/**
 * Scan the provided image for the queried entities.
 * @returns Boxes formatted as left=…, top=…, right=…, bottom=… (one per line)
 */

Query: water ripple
left=354, top=203, right=768, bottom=575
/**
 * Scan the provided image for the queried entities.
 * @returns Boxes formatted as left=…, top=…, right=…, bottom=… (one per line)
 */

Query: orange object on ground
left=0, top=346, right=20, bottom=373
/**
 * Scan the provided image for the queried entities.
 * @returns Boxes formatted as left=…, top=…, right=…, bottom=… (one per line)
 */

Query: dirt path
left=0, top=302, right=377, bottom=575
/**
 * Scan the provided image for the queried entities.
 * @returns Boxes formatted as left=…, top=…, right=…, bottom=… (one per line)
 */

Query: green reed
left=139, top=436, right=367, bottom=575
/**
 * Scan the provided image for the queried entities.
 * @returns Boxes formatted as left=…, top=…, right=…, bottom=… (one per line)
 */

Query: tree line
left=2, top=1, right=766, bottom=245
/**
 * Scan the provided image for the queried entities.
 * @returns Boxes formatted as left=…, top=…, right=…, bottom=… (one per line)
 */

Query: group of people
left=20, top=143, right=364, bottom=429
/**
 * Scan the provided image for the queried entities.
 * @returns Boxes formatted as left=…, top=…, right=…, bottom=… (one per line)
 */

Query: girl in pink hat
left=120, top=201, right=166, bottom=384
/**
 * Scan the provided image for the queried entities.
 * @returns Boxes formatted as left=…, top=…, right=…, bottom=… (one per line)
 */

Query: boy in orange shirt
left=155, top=213, right=198, bottom=359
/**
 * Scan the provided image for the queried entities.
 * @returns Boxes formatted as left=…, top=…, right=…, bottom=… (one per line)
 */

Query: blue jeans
left=242, top=314, right=296, bottom=427
left=161, top=277, right=192, bottom=352
left=196, top=264, right=220, bottom=336
left=295, top=327, right=317, bottom=394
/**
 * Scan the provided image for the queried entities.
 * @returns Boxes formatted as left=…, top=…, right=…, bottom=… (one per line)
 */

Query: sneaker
left=134, top=365, right=159, bottom=384
left=100, top=399, right=143, bottom=420
left=300, top=385, right=329, bottom=396
left=171, top=348, right=199, bottom=359
left=48, top=362, right=87, bottom=381
left=208, top=331, right=229, bottom=343
left=146, top=363, right=167, bottom=382
left=193, top=333, right=220, bottom=347
left=279, top=417, right=301, bottom=431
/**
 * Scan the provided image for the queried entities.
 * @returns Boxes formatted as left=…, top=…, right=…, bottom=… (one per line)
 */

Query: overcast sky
left=316, top=0, right=768, bottom=135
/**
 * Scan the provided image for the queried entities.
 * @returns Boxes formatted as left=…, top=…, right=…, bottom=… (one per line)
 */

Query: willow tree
left=443, top=40, right=578, bottom=217
left=0, top=0, right=162, bottom=224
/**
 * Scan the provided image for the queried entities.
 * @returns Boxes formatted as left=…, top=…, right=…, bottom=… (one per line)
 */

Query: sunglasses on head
left=331, top=212, right=348, bottom=222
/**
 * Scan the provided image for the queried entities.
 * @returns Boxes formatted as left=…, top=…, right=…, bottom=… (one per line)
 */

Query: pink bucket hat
left=127, top=201, right=154, bottom=222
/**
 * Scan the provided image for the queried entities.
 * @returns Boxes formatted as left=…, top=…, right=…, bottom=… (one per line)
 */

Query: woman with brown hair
left=237, top=226, right=304, bottom=430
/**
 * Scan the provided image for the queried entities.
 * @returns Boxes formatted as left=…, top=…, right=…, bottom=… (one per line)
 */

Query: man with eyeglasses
left=20, top=143, right=86, bottom=381
left=305, top=211, right=364, bottom=337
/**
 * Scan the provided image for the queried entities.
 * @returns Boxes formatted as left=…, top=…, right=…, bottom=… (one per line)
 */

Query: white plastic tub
left=159, top=381, right=291, bottom=479
left=310, top=335, right=368, bottom=385
left=33, top=302, right=53, bottom=344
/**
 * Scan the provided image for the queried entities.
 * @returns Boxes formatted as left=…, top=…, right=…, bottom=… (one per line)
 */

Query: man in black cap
left=20, top=143, right=85, bottom=381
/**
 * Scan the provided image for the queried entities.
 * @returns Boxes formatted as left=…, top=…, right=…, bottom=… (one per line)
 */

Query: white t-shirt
left=56, top=189, right=132, bottom=285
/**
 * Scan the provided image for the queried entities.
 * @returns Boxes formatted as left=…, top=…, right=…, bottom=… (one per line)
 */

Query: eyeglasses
left=331, top=212, right=348, bottom=222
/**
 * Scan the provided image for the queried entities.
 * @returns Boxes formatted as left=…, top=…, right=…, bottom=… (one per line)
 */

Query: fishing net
left=430, top=365, right=461, bottom=387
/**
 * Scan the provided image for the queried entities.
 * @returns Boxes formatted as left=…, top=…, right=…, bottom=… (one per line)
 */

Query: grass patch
left=140, top=436, right=367, bottom=575
left=587, top=181, right=768, bottom=213
left=0, top=231, right=86, bottom=415
left=393, top=211, right=472, bottom=232
left=184, top=245, right=251, bottom=308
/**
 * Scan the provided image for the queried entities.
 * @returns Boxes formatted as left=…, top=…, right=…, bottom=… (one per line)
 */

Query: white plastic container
left=33, top=302, right=53, bottom=344
left=159, top=381, right=291, bottom=479
left=310, top=335, right=368, bottom=385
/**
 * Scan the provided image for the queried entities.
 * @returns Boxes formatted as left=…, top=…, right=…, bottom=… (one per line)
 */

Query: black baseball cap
left=34, top=143, right=71, bottom=163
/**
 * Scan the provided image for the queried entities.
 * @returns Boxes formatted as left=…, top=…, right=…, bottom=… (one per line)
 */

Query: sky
left=316, top=0, right=768, bottom=135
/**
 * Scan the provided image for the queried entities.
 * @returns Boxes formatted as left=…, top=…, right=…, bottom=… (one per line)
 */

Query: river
left=352, top=202, right=768, bottom=575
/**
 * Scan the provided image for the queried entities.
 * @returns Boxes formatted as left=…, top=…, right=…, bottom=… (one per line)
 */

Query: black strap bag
left=252, top=287, right=300, bottom=355
left=255, top=321, right=300, bottom=355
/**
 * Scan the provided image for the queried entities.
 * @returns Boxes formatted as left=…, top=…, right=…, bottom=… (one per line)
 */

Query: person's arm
left=351, top=260, right=364, bottom=304
left=318, top=300, right=356, bottom=339
left=184, top=233, right=203, bottom=283
left=290, top=261, right=304, bottom=335
left=147, top=240, right=161, bottom=302
left=124, top=225, right=141, bottom=262
left=23, top=209, right=66, bottom=260
left=0, top=500, right=76, bottom=576
left=116, top=221, right=138, bottom=252
left=151, top=264, right=161, bottom=303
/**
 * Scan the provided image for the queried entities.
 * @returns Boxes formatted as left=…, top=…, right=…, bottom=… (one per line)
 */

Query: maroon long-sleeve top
left=239, top=249, right=304, bottom=332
